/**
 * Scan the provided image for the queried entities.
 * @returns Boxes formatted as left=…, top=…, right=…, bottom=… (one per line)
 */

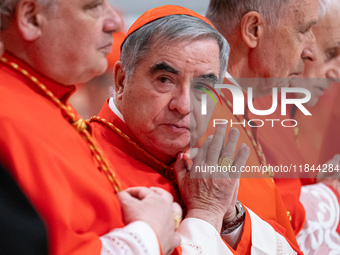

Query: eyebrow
left=150, top=62, right=180, bottom=75
left=198, top=73, right=219, bottom=82
left=150, top=61, right=219, bottom=82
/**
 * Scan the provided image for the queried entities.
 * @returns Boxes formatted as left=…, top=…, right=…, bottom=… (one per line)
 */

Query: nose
left=169, top=84, right=191, bottom=115
left=103, top=3, right=124, bottom=34
left=302, top=31, right=318, bottom=62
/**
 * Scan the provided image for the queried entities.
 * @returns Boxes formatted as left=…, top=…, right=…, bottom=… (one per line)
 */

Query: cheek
left=193, top=112, right=211, bottom=135
left=137, top=101, right=168, bottom=127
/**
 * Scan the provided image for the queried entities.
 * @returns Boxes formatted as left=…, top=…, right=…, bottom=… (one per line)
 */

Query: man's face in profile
left=291, top=8, right=340, bottom=107
left=250, top=0, right=319, bottom=97
left=116, top=38, right=220, bottom=158
left=37, top=0, right=122, bottom=84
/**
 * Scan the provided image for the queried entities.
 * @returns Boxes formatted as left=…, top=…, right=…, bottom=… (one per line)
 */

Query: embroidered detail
left=275, top=230, right=297, bottom=255
left=287, top=211, right=292, bottom=222
left=101, top=231, right=150, bottom=255
left=297, top=183, right=340, bottom=254
left=180, top=243, right=203, bottom=254
left=1, top=57, right=121, bottom=192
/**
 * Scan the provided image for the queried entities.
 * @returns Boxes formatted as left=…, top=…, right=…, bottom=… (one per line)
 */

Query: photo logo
left=201, top=85, right=312, bottom=116
left=196, top=82, right=222, bottom=105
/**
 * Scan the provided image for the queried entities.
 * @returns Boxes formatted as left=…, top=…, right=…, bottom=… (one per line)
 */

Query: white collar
left=108, top=97, right=125, bottom=122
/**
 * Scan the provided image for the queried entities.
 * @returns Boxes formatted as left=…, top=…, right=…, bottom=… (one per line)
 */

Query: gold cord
left=90, top=116, right=176, bottom=182
left=1, top=57, right=122, bottom=192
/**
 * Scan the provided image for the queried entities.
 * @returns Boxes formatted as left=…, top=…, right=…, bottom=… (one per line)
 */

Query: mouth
left=163, top=124, right=190, bottom=132
left=314, top=86, right=325, bottom=95
left=289, top=72, right=303, bottom=78
left=99, top=42, right=113, bottom=54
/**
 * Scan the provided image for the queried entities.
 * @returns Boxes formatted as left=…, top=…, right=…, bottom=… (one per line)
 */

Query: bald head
left=206, top=0, right=289, bottom=35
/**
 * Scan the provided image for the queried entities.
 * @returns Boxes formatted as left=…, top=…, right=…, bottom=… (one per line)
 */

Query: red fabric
left=197, top=87, right=300, bottom=248
left=237, top=207, right=303, bottom=255
left=93, top=100, right=298, bottom=254
left=106, top=31, right=126, bottom=70
left=327, top=185, right=340, bottom=236
left=0, top=52, right=126, bottom=255
left=295, top=83, right=340, bottom=170
left=92, top=101, right=182, bottom=254
left=121, top=5, right=215, bottom=49
left=92, top=101, right=179, bottom=197
left=252, top=95, right=307, bottom=235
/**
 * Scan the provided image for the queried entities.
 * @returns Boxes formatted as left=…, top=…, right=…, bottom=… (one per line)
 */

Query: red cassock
left=295, top=83, right=340, bottom=170
left=251, top=94, right=308, bottom=236
left=198, top=87, right=300, bottom=248
left=0, top=52, right=125, bottom=255
left=92, top=99, right=302, bottom=254
left=253, top=89, right=340, bottom=252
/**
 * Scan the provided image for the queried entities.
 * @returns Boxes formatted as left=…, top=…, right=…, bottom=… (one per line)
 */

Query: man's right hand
left=117, top=187, right=182, bottom=255
left=174, top=125, right=250, bottom=232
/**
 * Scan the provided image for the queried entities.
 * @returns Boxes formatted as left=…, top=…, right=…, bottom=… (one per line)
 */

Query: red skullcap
left=121, top=5, right=216, bottom=50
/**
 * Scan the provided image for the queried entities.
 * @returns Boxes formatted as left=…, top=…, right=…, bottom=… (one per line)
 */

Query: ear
left=240, top=11, right=264, bottom=49
left=16, top=0, right=43, bottom=41
left=113, top=61, right=126, bottom=100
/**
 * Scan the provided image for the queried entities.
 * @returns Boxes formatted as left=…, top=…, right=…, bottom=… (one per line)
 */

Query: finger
left=205, top=124, right=228, bottom=166
left=173, top=153, right=190, bottom=185
left=150, top=187, right=174, bottom=201
left=220, top=128, right=240, bottom=160
left=183, top=148, right=199, bottom=160
left=231, top=143, right=250, bottom=178
left=194, top=135, right=213, bottom=163
left=116, top=190, right=136, bottom=206
left=123, top=187, right=153, bottom=200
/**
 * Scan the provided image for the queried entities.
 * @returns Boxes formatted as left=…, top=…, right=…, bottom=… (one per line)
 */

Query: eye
left=193, top=81, right=213, bottom=93
left=84, top=0, right=103, bottom=11
left=157, top=76, right=175, bottom=86
left=154, top=76, right=175, bottom=93
left=191, top=81, right=219, bottom=103
left=325, top=47, right=340, bottom=61
left=300, top=27, right=310, bottom=35
left=159, top=76, right=171, bottom=84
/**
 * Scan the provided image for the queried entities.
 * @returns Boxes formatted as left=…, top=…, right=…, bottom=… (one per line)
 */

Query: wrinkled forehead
left=145, top=38, right=220, bottom=69
left=288, top=0, right=319, bottom=23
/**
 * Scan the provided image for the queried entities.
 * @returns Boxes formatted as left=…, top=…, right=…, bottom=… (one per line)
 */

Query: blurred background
left=70, top=1, right=210, bottom=118
left=109, top=0, right=210, bottom=31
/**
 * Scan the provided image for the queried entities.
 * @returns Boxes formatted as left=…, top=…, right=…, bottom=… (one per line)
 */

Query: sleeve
left=100, top=221, right=161, bottom=255
left=221, top=223, right=244, bottom=250
left=177, top=218, right=235, bottom=255
left=177, top=208, right=302, bottom=255
left=297, top=183, right=340, bottom=254
left=233, top=207, right=302, bottom=255
left=246, top=207, right=301, bottom=255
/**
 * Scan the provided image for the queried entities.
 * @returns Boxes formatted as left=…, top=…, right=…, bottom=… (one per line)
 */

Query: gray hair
left=318, top=0, right=340, bottom=18
left=0, top=0, right=53, bottom=30
left=120, top=15, right=230, bottom=83
left=206, top=0, right=289, bottom=35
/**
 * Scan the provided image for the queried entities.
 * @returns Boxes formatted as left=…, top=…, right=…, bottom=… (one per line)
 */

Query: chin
left=91, top=59, right=109, bottom=76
